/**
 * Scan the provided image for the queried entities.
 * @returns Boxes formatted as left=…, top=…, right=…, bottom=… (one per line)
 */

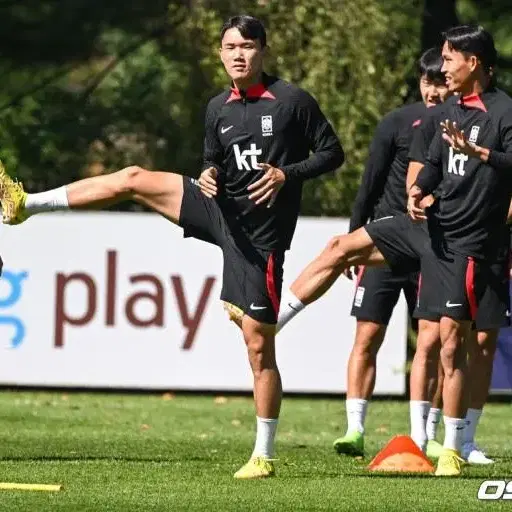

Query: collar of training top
left=226, top=73, right=276, bottom=103
left=457, top=86, right=497, bottom=113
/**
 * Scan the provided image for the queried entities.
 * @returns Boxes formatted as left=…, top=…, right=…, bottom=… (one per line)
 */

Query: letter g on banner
left=0, top=270, right=28, bottom=348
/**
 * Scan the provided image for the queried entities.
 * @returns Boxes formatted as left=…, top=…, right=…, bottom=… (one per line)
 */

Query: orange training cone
left=368, top=435, right=435, bottom=473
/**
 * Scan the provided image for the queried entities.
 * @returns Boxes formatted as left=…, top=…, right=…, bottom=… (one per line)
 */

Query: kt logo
left=0, top=270, right=28, bottom=348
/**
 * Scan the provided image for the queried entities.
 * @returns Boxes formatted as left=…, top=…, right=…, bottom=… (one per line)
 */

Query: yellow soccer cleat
left=435, top=448, right=464, bottom=477
left=233, top=457, right=275, bottom=480
left=223, top=301, right=244, bottom=325
left=0, top=162, right=28, bottom=225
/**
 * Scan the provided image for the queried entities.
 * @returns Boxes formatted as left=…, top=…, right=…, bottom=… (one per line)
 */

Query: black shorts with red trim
left=415, top=252, right=510, bottom=327
left=433, top=252, right=486, bottom=322
left=415, top=251, right=489, bottom=322
left=350, top=266, right=419, bottom=325
left=365, top=214, right=491, bottom=323
left=178, top=177, right=283, bottom=324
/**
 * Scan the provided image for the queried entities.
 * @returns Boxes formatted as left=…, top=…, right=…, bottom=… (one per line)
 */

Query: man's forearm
left=282, top=144, right=344, bottom=181
left=406, top=161, right=424, bottom=193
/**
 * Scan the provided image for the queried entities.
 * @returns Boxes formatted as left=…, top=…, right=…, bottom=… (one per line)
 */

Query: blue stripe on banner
left=490, top=282, right=512, bottom=394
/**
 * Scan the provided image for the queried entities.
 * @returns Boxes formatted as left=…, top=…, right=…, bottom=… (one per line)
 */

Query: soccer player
left=328, top=48, right=449, bottom=457
left=0, top=15, right=344, bottom=479
left=275, top=25, right=512, bottom=476
left=407, top=91, right=510, bottom=464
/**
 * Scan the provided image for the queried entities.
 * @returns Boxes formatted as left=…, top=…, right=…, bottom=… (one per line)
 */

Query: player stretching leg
left=0, top=16, right=344, bottom=479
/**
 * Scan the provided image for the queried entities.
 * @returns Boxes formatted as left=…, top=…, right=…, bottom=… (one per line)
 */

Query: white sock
left=410, top=400, right=430, bottom=452
left=24, top=187, right=69, bottom=215
left=463, top=408, right=482, bottom=445
left=346, top=398, right=368, bottom=434
left=252, top=417, right=278, bottom=459
left=426, top=407, right=441, bottom=441
left=443, top=416, right=465, bottom=452
left=276, top=290, right=305, bottom=333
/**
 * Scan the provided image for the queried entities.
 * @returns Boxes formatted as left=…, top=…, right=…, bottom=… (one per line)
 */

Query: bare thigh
left=128, top=168, right=184, bottom=224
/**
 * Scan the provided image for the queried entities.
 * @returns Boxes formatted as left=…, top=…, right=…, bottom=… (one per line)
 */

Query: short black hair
left=419, top=47, right=445, bottom=82
left=442, top=25, right=497, bottom=73
left=220, top=15, right=267, bottom=48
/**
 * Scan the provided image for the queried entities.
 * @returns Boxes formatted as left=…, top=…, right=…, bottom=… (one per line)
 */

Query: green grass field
left=0, top=391, right=510, bottom=511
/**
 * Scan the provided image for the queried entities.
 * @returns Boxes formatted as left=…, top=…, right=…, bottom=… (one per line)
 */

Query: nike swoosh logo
left=250, top=303, right=267, bottom=311
left=221, top=125, right=233, bottom=134
left=446, top=301, right=463, bottom=308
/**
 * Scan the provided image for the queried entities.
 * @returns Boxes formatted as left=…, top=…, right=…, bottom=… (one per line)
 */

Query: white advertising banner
left=0, top=213, right=407, bottom=394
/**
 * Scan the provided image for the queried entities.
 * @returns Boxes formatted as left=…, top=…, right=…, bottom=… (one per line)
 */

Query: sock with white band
left=24, top=187, right=69, bottom=215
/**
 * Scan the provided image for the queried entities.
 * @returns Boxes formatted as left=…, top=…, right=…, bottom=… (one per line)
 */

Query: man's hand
left=198, top=167, right=218, bottom=198
left=440, top=120, right=480, bottom=158
left=407, top=185, right=427, bottom=221
left=247, top=163, right=286, bottom=207
left=420, top=194, right=435, bottom=209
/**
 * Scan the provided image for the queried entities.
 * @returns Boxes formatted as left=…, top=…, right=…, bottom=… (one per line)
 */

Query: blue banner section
left=491, top=326, right=512, bottom=393
left=491, top=283, right=512, bottom=394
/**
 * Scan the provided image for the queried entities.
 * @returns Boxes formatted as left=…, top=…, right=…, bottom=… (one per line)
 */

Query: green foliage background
left=0, top=0, right=509, bottom=215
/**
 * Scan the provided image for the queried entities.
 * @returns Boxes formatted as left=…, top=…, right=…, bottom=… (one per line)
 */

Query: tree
left=421, top=0, right=460, bottom=52
left=0, top=0, right=423, bottom=216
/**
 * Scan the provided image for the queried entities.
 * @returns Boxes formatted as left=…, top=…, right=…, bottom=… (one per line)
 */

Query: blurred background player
left=331, top=48, right=449, bottom=457
left=0, top=15, right=344, bottom=479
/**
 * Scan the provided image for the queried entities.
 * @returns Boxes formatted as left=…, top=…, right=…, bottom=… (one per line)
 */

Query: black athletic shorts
left=364, top=214, right=429, bottom=273
left=416, top=257, right=511, bottom=329
left=365, top=214, right=490, bottom=323
left=178, top=177, right=284, bottom=324
left=350, top=265, right=419, bottom=325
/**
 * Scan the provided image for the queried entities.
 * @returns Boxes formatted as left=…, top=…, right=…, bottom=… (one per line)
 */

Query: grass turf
left=0, top=391, right=510, bottom=511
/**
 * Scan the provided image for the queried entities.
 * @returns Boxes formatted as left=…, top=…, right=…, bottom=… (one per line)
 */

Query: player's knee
left=352, top=339, right=377, bottom=359
left=117, top=165, right=145, bottom=195
left=415, top=332, right=440, bottom=361
left=440, top=337, right=462, bottom=375
left=246, top=338, right=273, bottom=376
left=353, top=322, right=384, bottom=357
left=325, top=235, right=348, bottom=267
left=243, top=324, right=276, bottom=374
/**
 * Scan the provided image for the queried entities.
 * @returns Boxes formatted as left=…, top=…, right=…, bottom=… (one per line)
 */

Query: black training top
left=408, top=98, right=455, bottom=166
left=203, top=73, right=344, bottom=251
left=349, top=102, right=425, bottom=232
left=415, top=87, right=512, bottom=260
